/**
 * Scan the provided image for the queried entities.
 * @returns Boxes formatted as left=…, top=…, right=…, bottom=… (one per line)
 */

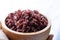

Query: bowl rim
left=1, top=13, right=51, bottom=35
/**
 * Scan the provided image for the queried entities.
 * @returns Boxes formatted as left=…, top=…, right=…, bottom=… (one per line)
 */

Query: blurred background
left=0, top=0, right=60, bottom=40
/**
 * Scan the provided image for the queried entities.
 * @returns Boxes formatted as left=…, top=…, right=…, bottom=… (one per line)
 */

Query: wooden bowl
left=1, top=13, right=51, bottom=40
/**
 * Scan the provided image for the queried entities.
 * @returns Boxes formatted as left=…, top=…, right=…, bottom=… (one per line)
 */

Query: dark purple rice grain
left=5, top=9, right=48, bottom=33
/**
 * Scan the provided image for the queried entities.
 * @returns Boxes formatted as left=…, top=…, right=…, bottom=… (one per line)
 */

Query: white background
left=0, top=0, right=60, bottom=40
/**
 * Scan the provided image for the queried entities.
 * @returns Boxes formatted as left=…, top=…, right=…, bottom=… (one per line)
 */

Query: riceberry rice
left=5, top=9, right=48, bottom=33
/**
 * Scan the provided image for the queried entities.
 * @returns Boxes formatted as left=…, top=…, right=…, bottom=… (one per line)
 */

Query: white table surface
left=0, top=0, right=60, bottom=40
